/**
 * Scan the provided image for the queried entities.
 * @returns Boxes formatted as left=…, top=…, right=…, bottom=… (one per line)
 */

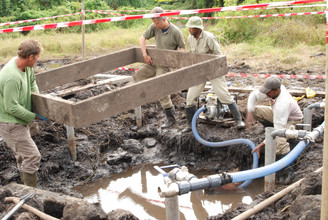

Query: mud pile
left=0, top=59, right=325, bottom=219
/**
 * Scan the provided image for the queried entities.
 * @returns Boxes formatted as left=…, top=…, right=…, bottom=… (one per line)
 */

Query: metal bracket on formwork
left=135, top=106, right=142, bottom=128
left=64, top=124, right=77, bottom=160
left=264, top=127, right=276, bottom=191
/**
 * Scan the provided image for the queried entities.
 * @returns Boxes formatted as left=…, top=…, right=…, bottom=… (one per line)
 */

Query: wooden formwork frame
left=32, top=47, right=227, bottom=128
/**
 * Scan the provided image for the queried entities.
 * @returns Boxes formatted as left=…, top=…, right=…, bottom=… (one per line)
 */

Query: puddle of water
left=73, top=164, right=264, bottom=220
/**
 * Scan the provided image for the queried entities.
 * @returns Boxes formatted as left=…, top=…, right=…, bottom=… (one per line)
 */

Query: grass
left=0, top=22, right=326, bottom=74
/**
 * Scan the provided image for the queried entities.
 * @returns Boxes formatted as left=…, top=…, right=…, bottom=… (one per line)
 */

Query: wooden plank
left=36, top=47, right=136, bottom=92
left=135, top=47, right=223, bottom=69
left=226, top=87, right=325, bottom=97
left=56, top=75, right=132, bottom=97
left=70, top=56, right=227, bottom=128
left=31, top=93, right=74, bottom=125
left=204, top=85, right=325, bottom=97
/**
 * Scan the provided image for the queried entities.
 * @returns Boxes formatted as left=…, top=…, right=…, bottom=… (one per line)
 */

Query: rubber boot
left=182, top=105, right=196, bottom=133
left=161, top=107, right=176, bottom=129
left=228, top=102, right=246, bottom=129
left=23, top=172, right=37, bottom=188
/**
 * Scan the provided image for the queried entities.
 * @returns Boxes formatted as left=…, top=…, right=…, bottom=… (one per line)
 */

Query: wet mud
left=0, top=57, right=325, bottom=219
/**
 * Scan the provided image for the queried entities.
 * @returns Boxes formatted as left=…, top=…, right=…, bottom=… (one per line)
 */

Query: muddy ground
left=0, top=56, right=325, bottom=219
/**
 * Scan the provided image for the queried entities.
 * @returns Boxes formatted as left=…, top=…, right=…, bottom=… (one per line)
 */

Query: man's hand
left=36, top=114, right=48, bottom=122
left=245, top=112, right=255, bottom=128
left=143, top=54, right=152, bottom=65
left=251, top=142, right=265, bottom=158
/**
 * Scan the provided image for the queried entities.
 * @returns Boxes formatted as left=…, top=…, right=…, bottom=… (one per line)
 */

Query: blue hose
left=229, top=140, right=309, bottom=183
left=191, top=106, right=259, bottom=188
left=229, top=121, right=324, bottom=183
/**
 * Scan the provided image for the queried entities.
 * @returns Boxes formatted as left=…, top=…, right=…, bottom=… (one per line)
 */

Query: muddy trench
left=0, top=58, right=325, bottom=220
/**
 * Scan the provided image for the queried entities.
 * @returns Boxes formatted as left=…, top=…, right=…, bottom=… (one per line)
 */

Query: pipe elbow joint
left=271, top=129, right=287, bottom=139
left=158, top=183, right=179, bottom=198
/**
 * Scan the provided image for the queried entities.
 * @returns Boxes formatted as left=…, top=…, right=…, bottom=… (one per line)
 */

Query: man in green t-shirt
left=133, top=7, right=186, bottom=129
left=0, top=39, right=43, bottom=187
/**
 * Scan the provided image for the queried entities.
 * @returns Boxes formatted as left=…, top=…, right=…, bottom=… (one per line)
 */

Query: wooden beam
left=36, top=47, right=136, bottom=92
left=135, top=47, right=222, bottom=68
left=31, top=93, right=74, bottom=125
left=32, top=48, right=227, bottom=128
left=71, top=56, right=226, bottom=128
left=56, top=75, right=132, bottom=97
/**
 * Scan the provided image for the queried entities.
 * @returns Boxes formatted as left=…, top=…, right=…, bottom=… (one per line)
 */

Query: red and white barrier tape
left=325, top=8, right=328, bottom=43
left=168, top=11, right=324, bottom=20
left=227, top=72, right=325, bottom=79
left=0, top=12, right=82, bottom=27
left=97, top=4, right=325, bottom=12
left=0, top=0, right=324, bottom=33
left=84, top=10, right=126, bottom=16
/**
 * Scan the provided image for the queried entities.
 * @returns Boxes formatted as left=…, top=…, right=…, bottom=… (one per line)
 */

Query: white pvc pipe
left=264, top=127, right=276, bottom=191
left=303, top=107, right=312, bottom=131
left=165, top=196, right=180, bottom=220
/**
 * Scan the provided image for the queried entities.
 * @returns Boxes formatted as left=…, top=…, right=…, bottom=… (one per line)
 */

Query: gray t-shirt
left=143, top=21, right=185, bottom=50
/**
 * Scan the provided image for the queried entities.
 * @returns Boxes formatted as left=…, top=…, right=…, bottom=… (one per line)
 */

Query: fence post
left=321, top=2, right=328, bottom=219
left=81, top=1, right=85, bottom=61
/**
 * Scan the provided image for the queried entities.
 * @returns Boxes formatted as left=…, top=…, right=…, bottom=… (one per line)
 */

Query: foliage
left=0, top=0, right=326, bottom=47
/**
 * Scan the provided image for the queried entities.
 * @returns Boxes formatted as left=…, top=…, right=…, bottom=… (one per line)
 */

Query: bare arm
left=140, top=35, right=152, bottom=65
left=245, top=111, right=255, bottom=128
left=252, top=142, right=265, bottom=158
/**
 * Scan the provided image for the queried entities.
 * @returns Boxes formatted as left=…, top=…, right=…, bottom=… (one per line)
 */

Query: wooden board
left=32, top=47, right=227, bottom=128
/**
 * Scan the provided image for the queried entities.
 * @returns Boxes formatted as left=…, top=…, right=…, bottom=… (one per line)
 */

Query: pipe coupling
left=168, top=166, right=197, bottom=182
left=304, top=124, right=324, bottom=142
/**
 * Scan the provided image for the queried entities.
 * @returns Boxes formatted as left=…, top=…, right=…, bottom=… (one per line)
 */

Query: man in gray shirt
left=133, top=7, right=186, bottom=128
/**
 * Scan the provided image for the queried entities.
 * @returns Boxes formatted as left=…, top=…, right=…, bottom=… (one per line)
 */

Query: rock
left=0, top=166, right=18, bottom=184
left=106, top=151, right=132, bottom=165
left=45, top=161, right=61, bottom=174
left=62, top=201, right=107, bottom=220
left=123, top=139, right=144, bottom=154
left=289, top=195, right=321, bottom=219
left=142, top=138, right=157, bottom=148
left=107, top=209, right=139, bottom=220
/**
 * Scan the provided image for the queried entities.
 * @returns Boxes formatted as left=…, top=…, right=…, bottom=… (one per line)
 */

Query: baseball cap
left=259, top=76, right=282, bottom=94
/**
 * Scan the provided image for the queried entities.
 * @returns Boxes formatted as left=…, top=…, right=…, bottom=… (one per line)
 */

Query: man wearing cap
left=182, top=16, right=245, bottom=132
left=246, top=76, right=303, bottom=180
left=133, top=7, right=185, bottom=129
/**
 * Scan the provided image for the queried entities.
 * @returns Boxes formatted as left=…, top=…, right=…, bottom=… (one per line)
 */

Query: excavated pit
left=0, top=59, right=325, bottom=219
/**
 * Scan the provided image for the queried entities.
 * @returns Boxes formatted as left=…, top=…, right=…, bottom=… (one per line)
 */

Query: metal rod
left=65, top=124, right=77, bottom=160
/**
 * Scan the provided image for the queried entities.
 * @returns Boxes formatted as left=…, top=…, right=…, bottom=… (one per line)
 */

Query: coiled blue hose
left=191, top=106, right=259, bottom=188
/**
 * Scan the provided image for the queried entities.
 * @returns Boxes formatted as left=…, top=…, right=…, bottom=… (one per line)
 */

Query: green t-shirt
left=0, top=57, right=39, bottom=125
left=143, top=21, right=185, bottom=50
